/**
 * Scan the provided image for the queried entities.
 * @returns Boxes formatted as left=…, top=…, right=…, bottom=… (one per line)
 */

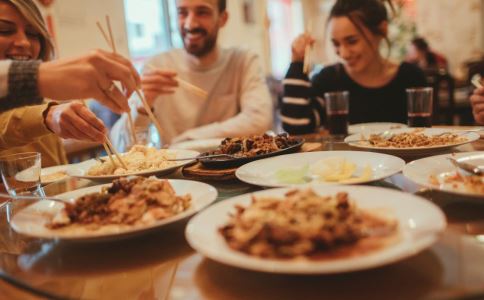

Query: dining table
left=1, top=127, right=484, bottom=300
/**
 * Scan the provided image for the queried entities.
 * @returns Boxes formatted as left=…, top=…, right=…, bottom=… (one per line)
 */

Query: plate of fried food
left=11, top=177, right=218, bottom=241
left=186, top=185, right=445, bottom=274
left=235, top=151, right=405, bottom=188
left=344, top=128, right=479, bottom=156
left=198, top=133, right=304, bottom=169
left=67, top=145, right=200, bottom=181
left=403, top=152, right=484, bottom=198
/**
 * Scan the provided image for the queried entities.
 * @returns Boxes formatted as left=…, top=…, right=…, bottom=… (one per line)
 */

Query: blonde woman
left=0, top=0, right=107, bottom=166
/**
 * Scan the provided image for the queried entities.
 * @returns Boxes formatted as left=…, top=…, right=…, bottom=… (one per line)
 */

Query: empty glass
left=407, top=87, right=433, bottom=127
left=0, top=152, right=44, bottom=198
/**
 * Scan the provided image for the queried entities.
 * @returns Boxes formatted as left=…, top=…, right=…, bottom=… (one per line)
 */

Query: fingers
left=58, top=103, right=107, bottom=142
left=142, top=71, right=179, bottom=87
left=95, top=74, right=129, bottom=114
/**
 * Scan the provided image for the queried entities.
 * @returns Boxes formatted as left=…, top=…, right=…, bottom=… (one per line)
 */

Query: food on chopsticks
left=219, top=189, right=397, bottom=259
left=363, top=130, right=467, bottom=148
left=87, top=145, right=178, bottom=176
left=47, top=177, right=191, bottom=230
left=206, top=133, right=301, bottom=159
left=429, top=173, right=484, bottom=195
left=275, top=157, right=372, bottom=184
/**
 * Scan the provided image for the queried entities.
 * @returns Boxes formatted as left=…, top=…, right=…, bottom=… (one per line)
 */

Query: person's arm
left=280, top=62, right=323, bottom=134
left=0, top=50, right=141, bottom=113
left=171, top=52, right=272, bottom=143
left=0, top=103, right=53, bottom=149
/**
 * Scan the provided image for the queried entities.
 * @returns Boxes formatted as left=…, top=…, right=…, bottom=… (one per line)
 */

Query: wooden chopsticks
left=97, top=16, right=164, bottom=144
left=96, top=18, right=138, bottom=145
left=303, top=20, right=313, bottom=75
left=145, top=64, right=208, bottom=99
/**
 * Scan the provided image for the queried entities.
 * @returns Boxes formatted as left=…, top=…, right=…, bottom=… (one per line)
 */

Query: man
left=111, top=0, right=272, bottom=148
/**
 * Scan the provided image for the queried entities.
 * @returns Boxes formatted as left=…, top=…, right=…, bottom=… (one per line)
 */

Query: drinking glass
left=325, top=91, right=349, bottom=135
left=0, top=152, right=44, bottom=198
left=407, top=87, right=433, bottom=127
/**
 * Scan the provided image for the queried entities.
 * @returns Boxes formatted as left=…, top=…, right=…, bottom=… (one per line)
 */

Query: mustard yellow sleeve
left=0, top=103, right=55, bottom=150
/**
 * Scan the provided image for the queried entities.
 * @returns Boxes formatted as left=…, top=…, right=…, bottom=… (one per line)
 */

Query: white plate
left=186, top=185, right=446, bottom=274
left=235, top=151, right=405, bottom=188
left=345, top=128, right=479, bottom=156
left=11, top=179, right=218, bottom=241
left=403, top=152, right=484, bottom=198
left=169, top=138, right=224, bottom=153
left=349, top=122, right=408, bottom=135
left=67, top=149, right=200, bottom=181
left=41, top=165, right=70, bottom=184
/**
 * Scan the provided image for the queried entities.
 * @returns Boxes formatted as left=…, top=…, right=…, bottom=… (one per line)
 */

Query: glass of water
left=0, top=152, right=44, bottom=197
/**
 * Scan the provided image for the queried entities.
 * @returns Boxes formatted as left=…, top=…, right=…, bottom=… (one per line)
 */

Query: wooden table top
left=1, top=129, right=484, bottom=300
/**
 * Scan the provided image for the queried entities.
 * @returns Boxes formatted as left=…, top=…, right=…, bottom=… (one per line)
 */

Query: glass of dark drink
left=406, top=87, right=433, bottom=127
left=325, top=91, right=349, bottom=135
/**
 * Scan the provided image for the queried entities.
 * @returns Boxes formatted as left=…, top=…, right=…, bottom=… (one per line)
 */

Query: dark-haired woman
left=281, top=0, right=427, bottom=134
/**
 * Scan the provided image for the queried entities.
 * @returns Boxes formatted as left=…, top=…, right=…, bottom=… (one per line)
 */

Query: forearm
left=0, top=103, right=53, bottom=149
left=281, top=62, right=320, bottom=134
left=0, top=60, right=43, bottom=111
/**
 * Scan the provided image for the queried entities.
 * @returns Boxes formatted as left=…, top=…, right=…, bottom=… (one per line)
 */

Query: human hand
left=45, top=102, right=107, bottom=142
left=291, top=33, right=315, bottom=62
left=38, top=49, right=141, bottom=114
left=141, top=69, right=178, bottom=106
left=471, top=87, right=484, bottom=124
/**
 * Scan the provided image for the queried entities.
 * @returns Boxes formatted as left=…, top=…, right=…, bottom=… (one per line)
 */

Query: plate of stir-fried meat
left=11, top=177, right=217, bottom=241
left=198, top=133, right=304, bottom=168
left=185, top=185, right=445, bottom=274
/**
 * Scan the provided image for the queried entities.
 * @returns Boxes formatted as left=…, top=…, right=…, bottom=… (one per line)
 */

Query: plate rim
left=11, top=178, right=218, bottom=241
left=348, top=122, right=408, bottom=134
left=185, top=184, right=446, bottom=274
left=235, top=150, right=406, bottom=188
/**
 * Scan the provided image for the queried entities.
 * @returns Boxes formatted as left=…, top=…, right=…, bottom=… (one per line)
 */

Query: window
left=123, top=0, right=182, bottom=67
left=267, top=0, right=304, bottom=79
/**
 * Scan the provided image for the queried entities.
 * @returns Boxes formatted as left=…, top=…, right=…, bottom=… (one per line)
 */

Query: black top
left=281, top=62, right=427, bottom=134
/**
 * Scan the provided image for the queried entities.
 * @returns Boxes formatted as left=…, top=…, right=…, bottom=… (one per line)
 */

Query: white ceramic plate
left=67, top=149, right=200, bottom=181
left=169, top=138, right=224, bottom=153
left=186, top=185, right=446, bottom=274
left=345, top=128, right=479, bottom=156
left=349, top=122, right=408, bottom=135
left=41, top=165, right=70, bottom=184
left=11, top=179, right=218, bottom=241
left=235, top=151, right=405, bottom=188
left=403, top=151, right=484, bottom=198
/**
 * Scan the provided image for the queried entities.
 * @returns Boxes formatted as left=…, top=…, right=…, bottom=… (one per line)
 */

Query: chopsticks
left=79, top=99, right=127, bottom=169
left=97, top=17, right=164, bottom=143
left=145, top=64, right=208, bottom=99
left=472, top=74, right=483, bottom=89
left=303, top=20, right=313, bottom=75
left=96, top=18, right=138, bottom=145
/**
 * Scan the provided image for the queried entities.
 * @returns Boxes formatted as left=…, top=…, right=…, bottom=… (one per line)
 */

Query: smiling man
left=111, top=0, right=272, bottom=148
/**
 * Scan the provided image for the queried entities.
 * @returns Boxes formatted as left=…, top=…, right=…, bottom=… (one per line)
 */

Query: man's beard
left=182, top=28, right=218, bottom=57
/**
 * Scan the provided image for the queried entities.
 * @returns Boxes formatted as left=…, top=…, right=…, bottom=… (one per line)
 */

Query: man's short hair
left=218, top=0, right=226, bottom=12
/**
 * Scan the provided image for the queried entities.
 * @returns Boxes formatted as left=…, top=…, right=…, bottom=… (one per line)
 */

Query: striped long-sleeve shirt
left=281, top=62, right=427, bottom=135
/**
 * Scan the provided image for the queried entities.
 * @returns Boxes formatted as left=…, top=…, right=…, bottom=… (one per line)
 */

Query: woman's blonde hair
left=4, top=0, right=55, bottom=61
